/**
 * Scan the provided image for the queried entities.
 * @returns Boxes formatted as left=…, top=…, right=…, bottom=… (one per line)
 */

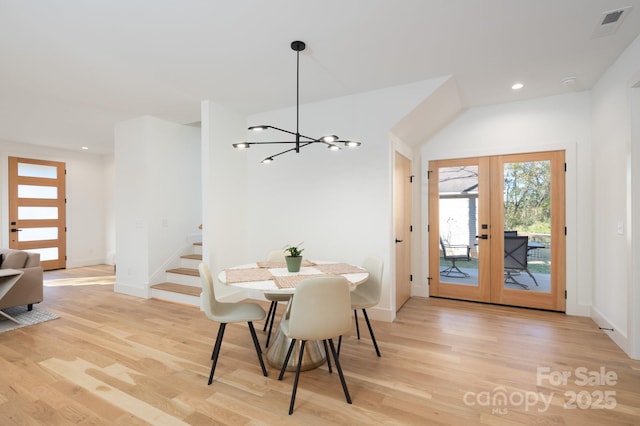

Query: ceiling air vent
left=591, top=6, right=632, bottom=38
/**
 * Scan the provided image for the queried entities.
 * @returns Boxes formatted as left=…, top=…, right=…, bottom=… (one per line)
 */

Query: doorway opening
left=428, top=151, right=565, bottom=311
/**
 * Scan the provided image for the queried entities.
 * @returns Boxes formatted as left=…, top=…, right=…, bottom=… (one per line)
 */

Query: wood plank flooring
left=0, top=265, right=639, bottom=425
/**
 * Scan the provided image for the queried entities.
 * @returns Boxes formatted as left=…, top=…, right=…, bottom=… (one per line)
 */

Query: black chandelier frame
left=232, top=40, right=361, bottom=163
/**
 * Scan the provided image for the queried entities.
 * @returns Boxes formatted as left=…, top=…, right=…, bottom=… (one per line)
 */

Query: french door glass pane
left=18, top=184, right=58, bottom=199
left=439, top=165, right=479, bottom=287
left=17, top=163, right=57, bottom=178
left=503, top=161, right=551, bottom=293
left=18, top=206, right=58, bottom=220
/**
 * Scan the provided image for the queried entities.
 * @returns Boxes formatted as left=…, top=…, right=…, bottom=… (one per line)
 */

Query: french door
left=428, top=151, right=565, bottom=311
left=8, top=157, right=67, bottom=270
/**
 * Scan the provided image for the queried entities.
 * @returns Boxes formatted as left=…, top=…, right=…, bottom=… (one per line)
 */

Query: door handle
left=395, top=239, right=403, bottom=243
left=10, top=228, right=22, bottom=232
left=476, top=234, right=488, bottom=240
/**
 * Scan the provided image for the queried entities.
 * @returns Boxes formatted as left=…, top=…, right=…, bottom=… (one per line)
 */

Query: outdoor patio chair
left=504, top=235, right=539, bottom=289
left=439, top=237, right=471, bottom=278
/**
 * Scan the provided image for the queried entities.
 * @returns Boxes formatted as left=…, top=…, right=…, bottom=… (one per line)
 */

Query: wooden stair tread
left=181, top=254, right=202, bottom=260
left=151, top=282, right=201, bottom=297
left=166, top=267, right=199, bottom=276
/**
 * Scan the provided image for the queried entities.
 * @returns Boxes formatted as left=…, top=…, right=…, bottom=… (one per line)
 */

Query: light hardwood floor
left=1, top=265, right=639, bottom=425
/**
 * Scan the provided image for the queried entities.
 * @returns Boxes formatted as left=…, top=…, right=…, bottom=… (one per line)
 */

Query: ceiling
left=1, top=0, right=639, bottom=155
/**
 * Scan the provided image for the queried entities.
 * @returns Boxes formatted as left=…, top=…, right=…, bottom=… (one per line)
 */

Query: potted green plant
left=283, top=242, right=304, bottom=272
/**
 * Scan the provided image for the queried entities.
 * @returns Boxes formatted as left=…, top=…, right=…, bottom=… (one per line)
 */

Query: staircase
left=150, top=242, right=202, bottom=307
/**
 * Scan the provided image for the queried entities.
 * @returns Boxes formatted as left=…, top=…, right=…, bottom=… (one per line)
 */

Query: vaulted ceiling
left=1, top=0, right=639, bottom=154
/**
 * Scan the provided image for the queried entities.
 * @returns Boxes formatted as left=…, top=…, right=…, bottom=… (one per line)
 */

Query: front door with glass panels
left=8, top=157, right=66, bottom=270
left=428, top=151, right=565, bottom=311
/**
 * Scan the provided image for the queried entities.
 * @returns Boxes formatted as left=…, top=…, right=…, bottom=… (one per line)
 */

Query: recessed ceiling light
left=511, top=82, right=524, bottom=90
left=81, top=146, right=89, bottom=150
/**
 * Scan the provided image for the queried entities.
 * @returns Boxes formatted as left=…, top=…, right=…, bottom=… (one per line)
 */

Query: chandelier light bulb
left=320, top=135, right=339, bottom=143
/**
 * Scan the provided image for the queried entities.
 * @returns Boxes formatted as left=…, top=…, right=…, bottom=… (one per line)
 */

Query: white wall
left=240, top=79, right=445, bottom=320
left=590, top=33, right=640, bottom=359
left=0, top=139, right=110, bottom=267
left=114, top=116, right=201, bottom=297
left=104, top=154, right=116, bottom=264
left=200, top=101, right=249, bottom=300
left=630, top=86, right=640, bottom=359
left=420, top=91, right=592, bottom=316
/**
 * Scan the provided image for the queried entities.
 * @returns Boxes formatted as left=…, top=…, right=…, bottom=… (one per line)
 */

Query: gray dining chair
left=199, top=262, right=268, bottom=384
left=339, top=256, right=383, bottom=357
left=263, top=249, right=291, bottom=348
left=504, top=236, right=539, bottom=289
left=277, top=275, right=352, bottom=415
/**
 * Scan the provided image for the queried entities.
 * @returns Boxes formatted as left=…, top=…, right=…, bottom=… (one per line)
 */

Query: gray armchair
left=0, top=249, right=43, bottom=311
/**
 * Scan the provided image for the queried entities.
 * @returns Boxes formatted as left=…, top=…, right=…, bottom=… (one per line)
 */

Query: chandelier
left=232, top=40, right=361, bottom=163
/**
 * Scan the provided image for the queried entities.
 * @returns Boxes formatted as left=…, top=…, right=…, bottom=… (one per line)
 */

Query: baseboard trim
left=66, top=258, right=109, bottom=269
left=591, top=306, right=630, bottom=355
left=114, top=283, right=150, bottom=299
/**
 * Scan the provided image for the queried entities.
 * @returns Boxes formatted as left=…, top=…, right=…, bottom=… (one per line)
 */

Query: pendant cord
left=295, top=48, right=300, bottom=152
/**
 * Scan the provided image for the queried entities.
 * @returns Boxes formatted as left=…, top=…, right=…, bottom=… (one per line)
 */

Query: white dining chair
left=339, top=256, right=383, bottom=357
left=277, top=275, right=353, bottom=415
left=263, top=249, right=291, bottom=347
left=199, top=263, right=268, bottom=384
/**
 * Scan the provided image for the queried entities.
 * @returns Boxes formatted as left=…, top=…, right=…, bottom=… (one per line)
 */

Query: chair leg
left=504, top=271, right=529, bottom=289
left=362, top=309, right=381, bottom=357
left=266, top=302, right=278, bottom=348
left=337, top=335, right=342, bottom=357
left=525, top=269, right=540, bottom=287
left=248, top=321, right=268, bottom=377
left=354, top=309, right=360, bottom=340
left=323, top=340, right=332, bottom=373
left=328, top=338, right=352, bottom=404
left=440, top=260, right=470, bottom=278
left=263, top=301, right=276, bottom=331
left=279, top=339, right=297, bottom=380
left=288, top=340, right=306, bottom=415
left=208, top=323, right=226, bottom=385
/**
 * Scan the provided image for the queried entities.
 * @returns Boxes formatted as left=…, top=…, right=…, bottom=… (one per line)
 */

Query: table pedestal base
left=266, top=330, right=326, bottom=371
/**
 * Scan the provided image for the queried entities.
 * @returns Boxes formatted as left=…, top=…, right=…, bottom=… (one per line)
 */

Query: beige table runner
left=272, top=275, right=311, bottom=289
left=225, top=262, right=365, bottom=288
left=313, top=263, right=366, bottom=274
left=256, top=259, right=316, bottom=269
left=224, top=268, right=273, bottom=284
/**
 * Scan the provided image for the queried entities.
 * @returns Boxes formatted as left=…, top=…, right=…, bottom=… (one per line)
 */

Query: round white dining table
left=218, top=260, right=369, bottom=292
left=218, top=260, right=369, bottom=371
